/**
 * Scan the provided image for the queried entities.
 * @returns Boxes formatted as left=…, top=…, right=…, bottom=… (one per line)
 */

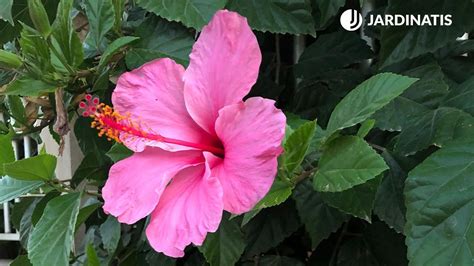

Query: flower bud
left=28, top=0, right=51, bottom=37
left=0, top=50, right=23, bottom=69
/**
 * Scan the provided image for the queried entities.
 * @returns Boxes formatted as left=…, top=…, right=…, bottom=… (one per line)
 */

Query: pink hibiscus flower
left=81, top=10, right=286, bottom=257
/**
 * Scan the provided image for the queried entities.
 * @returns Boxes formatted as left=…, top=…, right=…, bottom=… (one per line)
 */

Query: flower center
left=78, top=94, right=225, bottom=156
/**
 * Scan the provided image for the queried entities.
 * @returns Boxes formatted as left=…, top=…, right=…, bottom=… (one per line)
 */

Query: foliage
left=0, top=0, right=473, bottom=265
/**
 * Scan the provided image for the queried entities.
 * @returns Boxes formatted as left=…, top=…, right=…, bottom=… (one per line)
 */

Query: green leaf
left=82, top=0, right=114, bottom=55
left=0, top=176, right=42, bottom=204
left=4, top=154, right=57, bottom=181
left=75, top=202, right=101, bottom=232
left=72, top=152, right=110, bottom=186
left=98, top=36, right=139, bottom=69
left=442, top=76, right=474, bottom=116
left=326, top=73, right=418, bottom=136
left=6, top=95, right=28, bottom=127
left=243, top=201, right=300, bottom=256
left=372, top=96, right=429, bottom=132
left=240, top=178, right=295, bottom=226
left=28, top=193, right=82, bottom=266
left=0, top=0, right=13, bottom=25
left=311, top=0, right=345, bottom=29
left=281, top=120, right=316, bottom=176
left=320, top=176, right=381, bottom=222
left=396, top=107, right=474, bottom=155
left=19, top=197, right=40, bottom=248
left=0, top=130, right=15, bottom=175
left=100, top=216, right=121, bottom=253
left=51, top=0, right=83, bottom=68
left=254, top=179, right=294, bottom=210
left=4, top=78, right=56, bottom=96
left=86, top=244, right=101, bottom=266
left=293, top=180, right=348, bottom=248
left=125, top=16, right=194, bottom=68
left=373, top=152, right=406, bottom=233
left=112, top=0, right=124, bottom=32
left=199, top=214, right=245, bottom=266
left=228, top=0, right=315, bottom=36
left=31, top=191, right=60, bottom=226
left=380, top=0, right=474, bottom=67
left=399, top=63, right=449, bottom=108
left=405, top=138, right=474, bottom=265
left=0, top=0, right=59, bottom=45
left=314, top=136, right=388, bottom=192
left=106, top=143, right=133, bottom=162
left=10, top=255, right=32, bottom=266
left=294, top=31, right=372, bottom=79
left=136, top=0, right=226, bottom=30
left=357, top=119, right=375, bottom=138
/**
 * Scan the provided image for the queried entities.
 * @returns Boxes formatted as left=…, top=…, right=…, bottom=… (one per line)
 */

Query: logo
left=340, top=9, right=363, bottom=31
left=340, top=9, right=453, bottom=31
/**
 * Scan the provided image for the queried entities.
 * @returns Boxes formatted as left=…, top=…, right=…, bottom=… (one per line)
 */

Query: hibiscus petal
left=146, top=163, right=223, bottom=258
left=213, top=97, right=286, bottom=214
left=102, top=147, right=203, bottom=224
left=113, top=58, right=216, bottom=152
left=183, top=10, right=261, bottom=135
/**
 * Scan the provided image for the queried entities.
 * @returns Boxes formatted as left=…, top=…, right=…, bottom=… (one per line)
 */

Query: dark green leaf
left=373, top=152, right=407, bottom=233
left=136, top=0, right=226, bottom=30
left=314, top=136, right=388, bottom=192
left=28, top=193, right=81, bottom=266
left=293, top=180, right=348, bottom=248
left=400, top=63, right=449, bottom=108
left=19, top=198, right=40, bottom=247
left=98, top=36, right=139, bottom=69
left=228, top=0, right=315, bottom=36
left=75, top=202, right=101, bottom=232
left=31, top=191, right=60, bottom=226
left=199, top=214, right=245, bottom=266
left=337, top=238, right=379, bottom=266
left=82, top=0, right=114, bottom=55
left=442, top=76, right=474, bottom=116
left=4, top=154, right=57, bottom=181
left=125, top=16, right=194, bottom=68
left=100, top=216, right=121, bottom=253
left=243, top=201, right=300, bottom=256
left=396, top=107, right=474, bottom=155
left=372, top=96, right=429, bottom=132
left=320, top=176, right=382, bottom=221
left=380, top=0, right=474, bottom=67
left=295, top=31, right=372, bottom=79
left=405, top=138, right=474, bottom=265
left=257, top=255, right=304, bottom=266
left=311, top=0, right=345, bottom=29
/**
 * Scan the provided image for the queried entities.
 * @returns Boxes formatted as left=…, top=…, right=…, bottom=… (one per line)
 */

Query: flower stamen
left=78, top=94, right=224, bottom=156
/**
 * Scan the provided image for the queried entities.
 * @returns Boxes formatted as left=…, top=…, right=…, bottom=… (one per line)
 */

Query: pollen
left=78, top=94, right=161, bottom=144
